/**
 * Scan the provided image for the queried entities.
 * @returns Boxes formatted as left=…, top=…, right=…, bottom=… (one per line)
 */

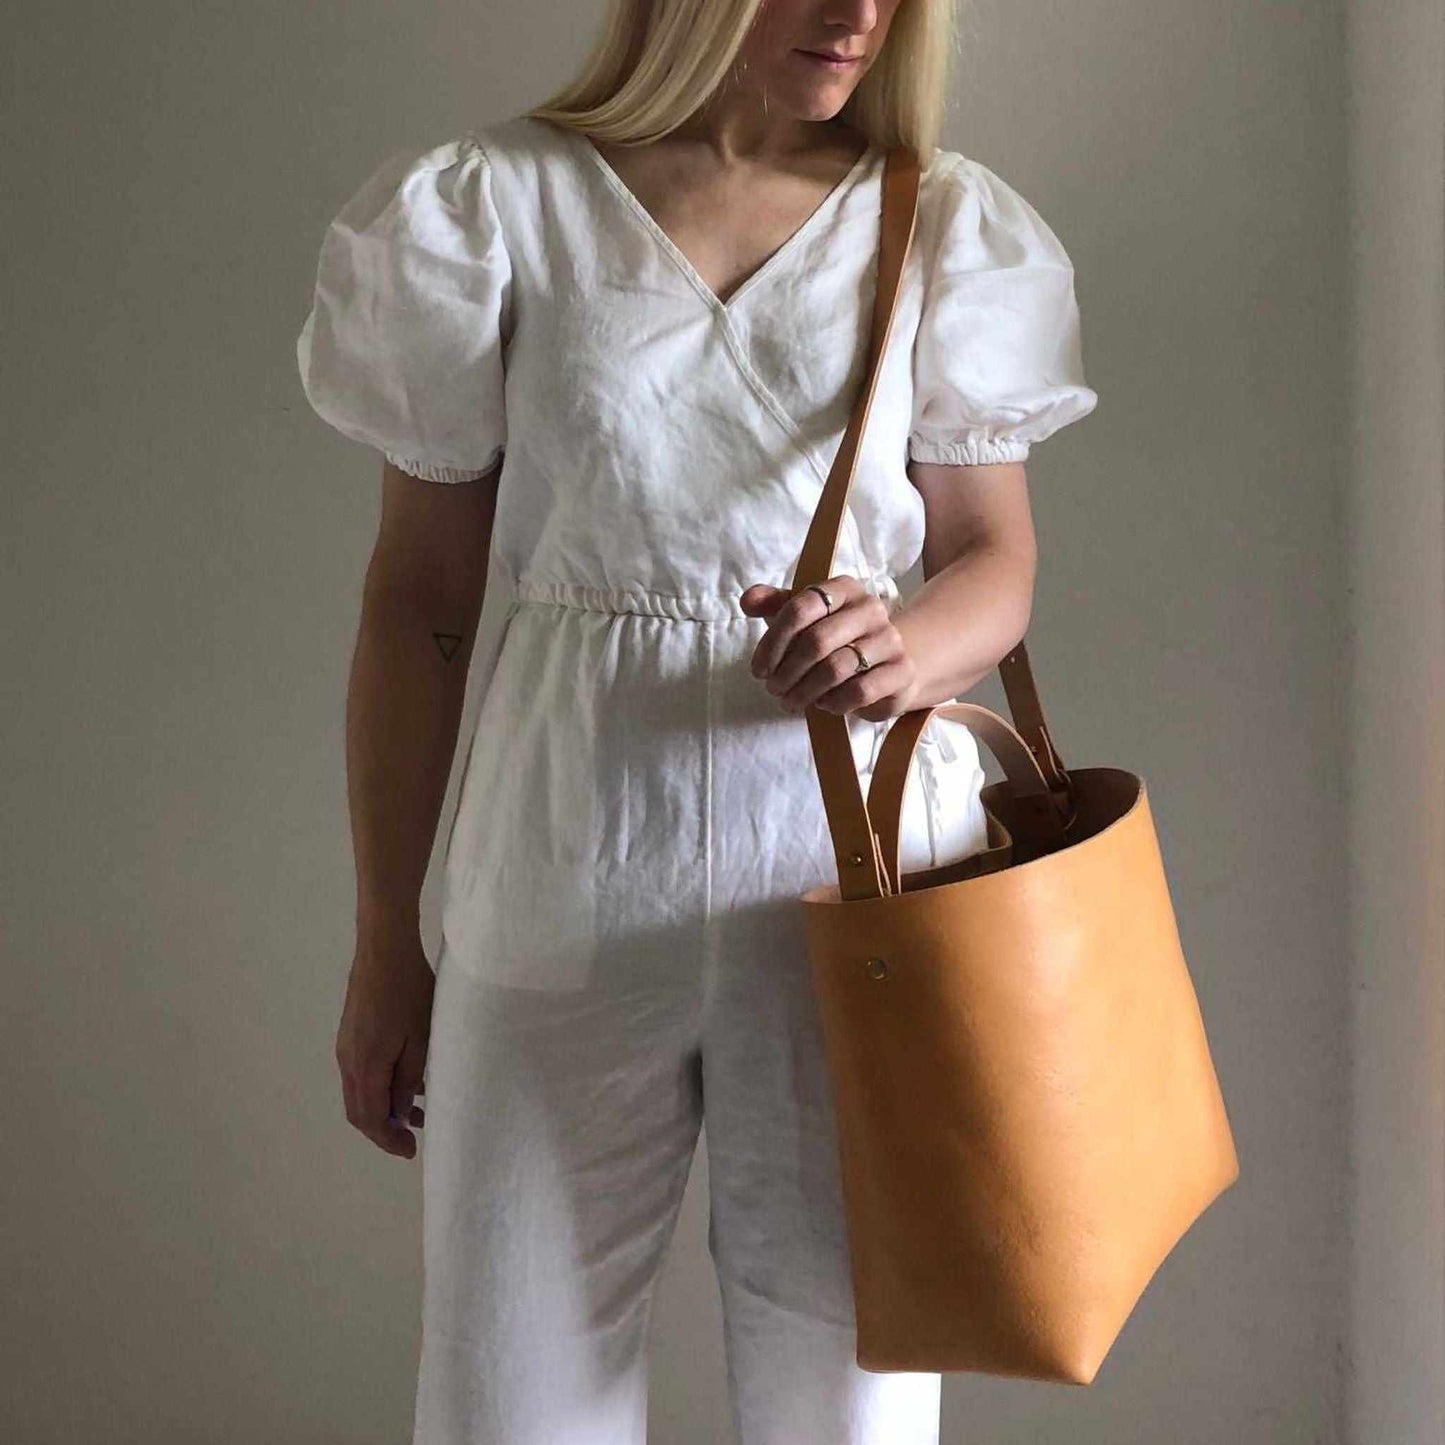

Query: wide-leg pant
left=411, top=890, right=946, bottom=1445
left=411, top=591, right=992, bottom=1443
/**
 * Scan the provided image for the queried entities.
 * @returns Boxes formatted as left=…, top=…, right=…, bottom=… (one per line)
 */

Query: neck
left=676, top=93, right=851, bottom=165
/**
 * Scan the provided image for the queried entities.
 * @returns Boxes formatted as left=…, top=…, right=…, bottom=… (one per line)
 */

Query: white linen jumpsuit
left=296, top=112, right=1098, bottom=1445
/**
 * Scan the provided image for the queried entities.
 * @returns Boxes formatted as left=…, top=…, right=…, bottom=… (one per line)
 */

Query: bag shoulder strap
left=789, top=142, right=1069, bottom=897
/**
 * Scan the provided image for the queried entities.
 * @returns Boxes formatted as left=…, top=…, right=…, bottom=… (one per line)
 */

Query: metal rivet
left=847, top=851, right=864, bottom=866
left=865, top=957, right=889, bottom=980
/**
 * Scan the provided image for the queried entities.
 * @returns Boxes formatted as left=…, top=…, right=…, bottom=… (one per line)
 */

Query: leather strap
left=789, top=143, right=1075, bottom=900
left=867, top=700, right=1075, bottom=894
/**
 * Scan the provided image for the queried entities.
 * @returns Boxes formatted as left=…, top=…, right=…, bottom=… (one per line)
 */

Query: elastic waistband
left=511, top=573, right=901, bottom=624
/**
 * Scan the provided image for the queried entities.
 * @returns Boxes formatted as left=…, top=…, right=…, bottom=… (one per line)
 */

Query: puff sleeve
left=908, top=155, right=1098, bottom=467
left=295, top=134, right=511, bottom=483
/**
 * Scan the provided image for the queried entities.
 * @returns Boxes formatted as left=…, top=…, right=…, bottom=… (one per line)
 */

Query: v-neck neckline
left=574, top=129, right=879, bottom=316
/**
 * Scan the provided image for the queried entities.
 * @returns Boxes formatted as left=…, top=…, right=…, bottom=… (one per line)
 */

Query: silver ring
left=847, top=643, right=872, bottom=673
left=805, top=583, right=834, bottom=614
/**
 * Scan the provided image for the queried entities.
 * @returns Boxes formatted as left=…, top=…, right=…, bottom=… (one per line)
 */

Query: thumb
left=389, top=1038, right=427, bottom=1128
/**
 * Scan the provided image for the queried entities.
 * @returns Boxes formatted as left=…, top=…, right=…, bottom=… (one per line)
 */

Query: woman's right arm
left=334, top=458, right=500, bottom=1160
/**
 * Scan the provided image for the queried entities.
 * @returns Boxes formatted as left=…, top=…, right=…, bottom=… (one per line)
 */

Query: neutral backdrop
left=3, top=1, right=1439, bottom=1441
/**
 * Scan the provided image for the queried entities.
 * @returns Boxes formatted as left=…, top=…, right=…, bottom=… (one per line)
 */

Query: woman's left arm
left=740, top=458, right=1037, bottom=722
left=888, top=457, right=1037, bottom=711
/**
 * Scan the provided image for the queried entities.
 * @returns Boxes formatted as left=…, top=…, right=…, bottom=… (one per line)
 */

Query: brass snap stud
left=865, top=957, right=888, bottom=980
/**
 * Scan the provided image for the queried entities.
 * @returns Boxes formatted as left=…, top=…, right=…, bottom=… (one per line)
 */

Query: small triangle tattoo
left=433, top=632, right=463, bottom=662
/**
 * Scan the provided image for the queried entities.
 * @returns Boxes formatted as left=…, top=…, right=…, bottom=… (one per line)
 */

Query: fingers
left=783, top=642, right=914, bottom=719
left=752, top=576, right=910, bottom=715
left=337, top=1031, right=422, bottom=1160
left=807, top=654, right=917, bottom=721
left=738, top=582, right=790, bottom=617
left=748, top=573, right=870, bottom=680
left=388, top=1038, right=429, bottom=1147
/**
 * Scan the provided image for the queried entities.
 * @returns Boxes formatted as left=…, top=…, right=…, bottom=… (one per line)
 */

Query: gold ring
left=847, top=643, right=872, bottom=673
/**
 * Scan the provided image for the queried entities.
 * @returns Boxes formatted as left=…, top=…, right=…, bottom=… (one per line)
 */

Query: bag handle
left=790, top=143, right=1075, bottom=901
left=866, top=699, right=1077, bottom=895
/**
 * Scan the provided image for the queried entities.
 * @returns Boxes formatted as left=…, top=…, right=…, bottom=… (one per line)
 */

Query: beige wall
left=1345, top=0, right=1445, bottom=1439
left=2, top=1, right=1387, bottom=1440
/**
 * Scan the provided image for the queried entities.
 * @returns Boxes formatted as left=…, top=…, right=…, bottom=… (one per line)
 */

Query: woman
left=295, top=0, right=1098, bottom=1440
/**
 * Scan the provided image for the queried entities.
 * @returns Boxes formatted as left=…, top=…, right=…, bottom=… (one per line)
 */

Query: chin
left=783, top=88, right=854, bottom=123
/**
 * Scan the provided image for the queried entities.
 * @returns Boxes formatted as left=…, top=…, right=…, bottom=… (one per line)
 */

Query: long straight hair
left=523, top=0, right=964, bottom=169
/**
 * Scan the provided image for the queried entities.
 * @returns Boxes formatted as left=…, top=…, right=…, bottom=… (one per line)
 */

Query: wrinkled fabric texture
left=296, top=113, right=1097, bottom=1445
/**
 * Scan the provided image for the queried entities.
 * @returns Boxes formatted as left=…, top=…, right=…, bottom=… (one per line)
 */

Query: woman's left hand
left=739, top=576, right=918, bottom=723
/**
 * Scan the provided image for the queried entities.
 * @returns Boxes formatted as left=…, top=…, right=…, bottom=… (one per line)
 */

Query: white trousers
left=412, top=895, right=947, bottom=1444
left=411, top=589, right=992, bottom=1443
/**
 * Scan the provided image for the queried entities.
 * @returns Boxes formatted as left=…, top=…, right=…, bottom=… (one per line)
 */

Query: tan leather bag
left=792, top=143, right=1241, bottom=1384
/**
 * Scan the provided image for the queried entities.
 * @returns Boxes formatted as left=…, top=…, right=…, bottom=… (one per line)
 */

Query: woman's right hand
left=335, top=921, right=436, bottom=1159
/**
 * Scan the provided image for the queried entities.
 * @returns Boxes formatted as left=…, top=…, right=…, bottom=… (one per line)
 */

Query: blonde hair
left=523, top=0, right=963, bottom=168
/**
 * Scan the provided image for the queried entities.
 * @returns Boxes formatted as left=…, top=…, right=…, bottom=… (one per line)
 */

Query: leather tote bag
left=791, top=143, right=1241, bottom=1385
